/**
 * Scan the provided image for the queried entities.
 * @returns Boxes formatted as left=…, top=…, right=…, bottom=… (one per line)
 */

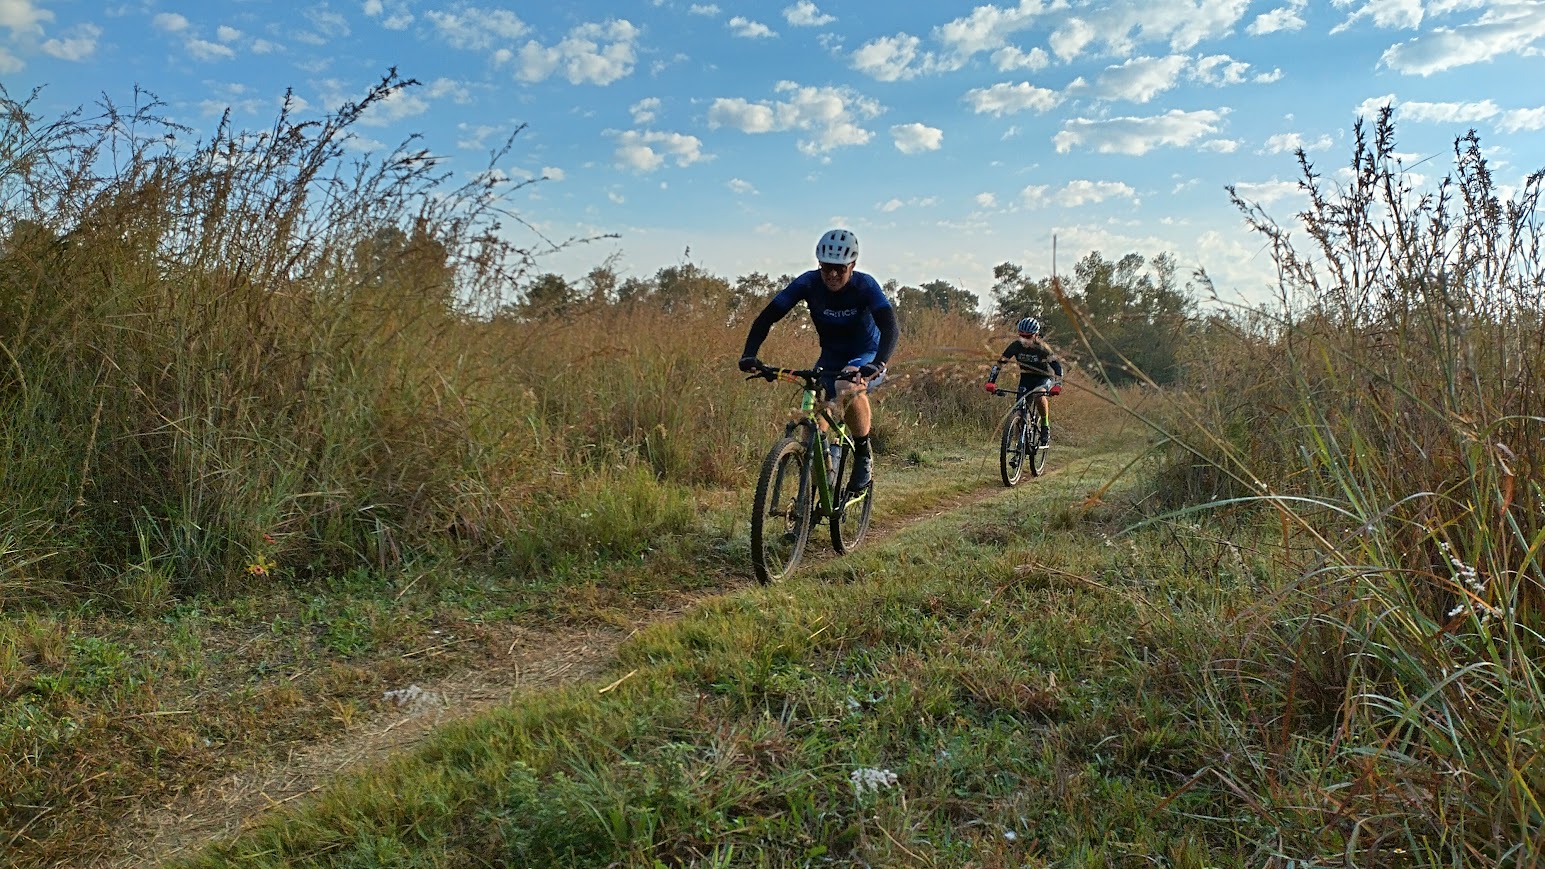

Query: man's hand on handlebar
left=738, top=355, right=762, bottom=373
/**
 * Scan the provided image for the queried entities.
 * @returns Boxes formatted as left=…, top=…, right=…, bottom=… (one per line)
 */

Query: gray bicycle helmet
left=816, top=229, right=859, bottom=265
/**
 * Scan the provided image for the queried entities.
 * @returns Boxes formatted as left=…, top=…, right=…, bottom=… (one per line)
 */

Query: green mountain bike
left=746, top=364, right=874, bottom=584
left=991, top=385, right=1050, bottom=486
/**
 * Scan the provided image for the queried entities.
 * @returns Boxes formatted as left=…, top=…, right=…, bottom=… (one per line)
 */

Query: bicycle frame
left=993, top=385, right=1051, bottom=484
left=770, top=369, right=857, bottom=519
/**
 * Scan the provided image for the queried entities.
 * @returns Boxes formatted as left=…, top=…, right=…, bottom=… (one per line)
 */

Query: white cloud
left=932, top=1, right=1048, bottom=69
left=1053, top=109, right=1227, bottom=155
left=963, top=81, right=1061, bottom=116
left=1089, top=54, right=1189, bottom=103
left=976, top=192, right=998, bottom=208
left=364, top=0, right=415, bottom=30
left=1201, top=138, right=1241, bottom=152
left=300, top=8, right=351, bottom=44
left=1248, top=0, right=1307, bottom=35
left=728, top=177, right=758, bottom=194
left=1050, top=0, right=1253, bottom=60
left=41, top=23, right=101, bottom=61
left=1230, top=178, right=1305, bottom=208
left=1499, top=107, right=1545, bottom=132
left=541, top=166, right=566, bottom=181
left=1262, top=131, right=1335, bottom=153
left=152, top=12, right=188, bottom=33
left=1019, top=185, right=1050, bottom=208
left=1, top=0, right=49, bottom=39
left=992, top=45, right=1049, bottom=71
left=0, top=46, right=21, bottom=73
left=1193, top=53, right=1253, bottom=85
left=429, top=7, right=529, bottom=51
left=1398, top=98, right=1502, bottom=124
left=360, top=86, right=430, bottom=125
left=1331, top=0, right=1426, bottom=34
left=612, top=129, right=708, bottom=172
left=784, top=1, right=834, bottom=27
left=519, top=20, right=639, bottom=85
left=1056, top=179, right=1138, bottom=207
left=852, top=33, right=925, bottom=81
left=217, top=25, right=241, bottom=42
left=728, top=16, right=776, bottom=38
left=1049, top=17, right=1096, bottom=60
left=878, top=197, right=905, bottom=212
left=456, top=123, right=500, bottom=150
left=426, top=77, right=472, bottom=103
left=187, top=38, right=236, bottom=61
left=707, top=81, right=882, bottom=155
left=631, top=97, right=661, bottom=125
left=1356, top=93, right=1397, bottom=119
left=689, top=4, right=720, bottom=15
left=1379, top=4, right=1545, bottom=75
left=891, top=122, right=943, bottom=154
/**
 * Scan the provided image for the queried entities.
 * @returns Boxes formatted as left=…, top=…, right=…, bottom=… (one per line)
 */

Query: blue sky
left=6, top=0, right=1544, bottom=309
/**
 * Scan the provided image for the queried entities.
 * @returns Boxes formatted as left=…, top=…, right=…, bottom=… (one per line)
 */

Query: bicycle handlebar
left=991, top=386, right=1052, bottom=398
left=745, top=363, right=860, bottom=386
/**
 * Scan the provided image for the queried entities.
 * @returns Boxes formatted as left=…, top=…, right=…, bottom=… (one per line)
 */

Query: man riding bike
left=984, top=316, right=1063, bottom=446
left=738, top=229, right=898, bottom=491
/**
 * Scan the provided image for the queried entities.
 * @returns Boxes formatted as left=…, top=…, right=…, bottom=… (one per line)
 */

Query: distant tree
left=653, top=261, right=731, bottom=312
left=615, top=275, right=655, bottom=307
left=989, top=262, right=1066, bottom=333
left=729, top=271, right=783, bottom=319
left=517, top=272, right=578, bottom=319
left=1067, top=250, right=1193, bottom=385
left=898, top=278, right=979, bottom=318
left=581, top=260, right=620, bottom=305
left=352, top=220, right=456, bottom=311
left=989, top=251, right=1194, bottom=385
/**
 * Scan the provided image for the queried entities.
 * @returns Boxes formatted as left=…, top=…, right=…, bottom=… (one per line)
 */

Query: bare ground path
left=104, top=457, right=1064, bottom=867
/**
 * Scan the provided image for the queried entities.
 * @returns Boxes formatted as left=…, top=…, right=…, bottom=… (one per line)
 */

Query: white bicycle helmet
left=1017, top=316, right=1041, bottom=336
left=815, top=229, right=859, bottom=265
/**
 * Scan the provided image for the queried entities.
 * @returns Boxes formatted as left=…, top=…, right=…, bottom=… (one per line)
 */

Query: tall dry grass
left=1158, top=110, right=1544, bottom=865
left=0, top=78, right=1007, bottom=609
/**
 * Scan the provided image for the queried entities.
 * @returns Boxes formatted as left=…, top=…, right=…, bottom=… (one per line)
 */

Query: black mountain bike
left=746, top=364, right=874, bottom=584
left=990, top=385, right=1050, bottom=486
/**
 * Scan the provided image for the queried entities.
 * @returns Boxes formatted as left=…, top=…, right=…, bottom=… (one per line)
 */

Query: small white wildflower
left=850, top=767, right=898, bottom=795
left=1004, top=830, right=1018, bottom=842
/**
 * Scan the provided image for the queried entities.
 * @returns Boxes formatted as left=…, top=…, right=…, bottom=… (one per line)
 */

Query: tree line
left=515, top=248, right=1197, bottom=386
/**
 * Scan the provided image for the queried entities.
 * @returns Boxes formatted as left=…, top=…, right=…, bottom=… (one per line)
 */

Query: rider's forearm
left=741, top=306, right=782, bottom=358
left=872, top=305, right=898, bottom=364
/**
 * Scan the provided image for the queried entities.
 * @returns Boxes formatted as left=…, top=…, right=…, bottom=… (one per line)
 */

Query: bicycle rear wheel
left=1028, top=408, right=1049, bottom=476
left=999, top=410, right=1027, bottom=487
left=830, top=448, right=873, bottom=553
left=751, top=436, right=812, bottom=584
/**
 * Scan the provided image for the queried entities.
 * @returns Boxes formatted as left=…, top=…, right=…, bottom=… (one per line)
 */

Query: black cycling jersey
left=998, top=337, right=1063, bottom=379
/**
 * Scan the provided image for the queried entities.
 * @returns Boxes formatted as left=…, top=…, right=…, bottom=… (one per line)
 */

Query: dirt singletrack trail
left=109, top=461, right=1064, bottom=867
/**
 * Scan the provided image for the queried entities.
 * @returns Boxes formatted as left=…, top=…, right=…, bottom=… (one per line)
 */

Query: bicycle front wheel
left=999, top=410, right=1026, bottom=487
left=1028, top=409, right=1049, bottom=476
left=751, top=436, right=813, bottom=584
left=830, top=449, right=873, bottom=554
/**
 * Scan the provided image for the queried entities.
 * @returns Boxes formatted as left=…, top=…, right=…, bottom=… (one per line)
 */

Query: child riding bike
left=983, top=316, right=1063, bottom=446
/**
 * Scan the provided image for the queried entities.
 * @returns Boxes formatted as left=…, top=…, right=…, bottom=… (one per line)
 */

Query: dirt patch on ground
left=105, top=476, right=1021, bottom=867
